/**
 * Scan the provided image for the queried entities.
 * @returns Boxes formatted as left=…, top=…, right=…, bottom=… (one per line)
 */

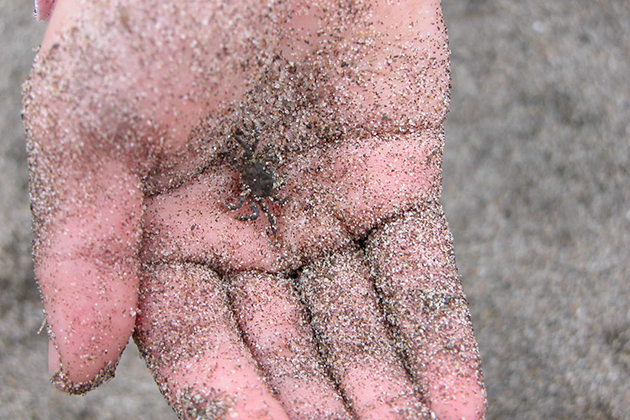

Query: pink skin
left=25, top=0, right=486, bottom=418
left=34, top=0, right=56, bottom=21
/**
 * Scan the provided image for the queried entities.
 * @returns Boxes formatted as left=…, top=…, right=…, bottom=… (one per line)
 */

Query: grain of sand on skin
left=23, top=0, right=484, bottom=418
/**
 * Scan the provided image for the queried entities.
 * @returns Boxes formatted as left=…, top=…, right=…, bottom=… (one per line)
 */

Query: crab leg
left=234, top=135, right=253, bottom=156
left=237, top=197, right=260, bottom=221
left=259, top=200, right=276, bottom=233
left=227, top=194, right=247, bottom=211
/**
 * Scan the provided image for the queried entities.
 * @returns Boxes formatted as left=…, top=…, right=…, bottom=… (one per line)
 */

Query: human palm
left=24, top=0, right=486, bottom=419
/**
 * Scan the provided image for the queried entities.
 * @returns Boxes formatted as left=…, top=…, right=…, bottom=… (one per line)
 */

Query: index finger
left=366, top=203, right=487, bottom=419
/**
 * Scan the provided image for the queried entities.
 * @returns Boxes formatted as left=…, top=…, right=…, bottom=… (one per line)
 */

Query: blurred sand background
left=1, top=0, right=628, bottom=419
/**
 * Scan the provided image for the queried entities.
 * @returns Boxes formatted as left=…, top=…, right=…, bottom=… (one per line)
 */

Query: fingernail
left=48, top=339, right=61, bottom=377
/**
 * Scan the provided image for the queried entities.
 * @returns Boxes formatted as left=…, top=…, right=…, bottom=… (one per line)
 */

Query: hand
left=23, top=0, right=486, bottom=418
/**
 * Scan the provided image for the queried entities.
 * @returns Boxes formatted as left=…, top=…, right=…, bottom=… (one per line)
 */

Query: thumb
left=27, top=148, right=143, bottom=393
left=24, top=21, right=145, bottom=390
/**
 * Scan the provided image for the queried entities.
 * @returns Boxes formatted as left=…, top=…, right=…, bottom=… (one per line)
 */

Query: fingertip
left=50, top=356, right=120, bottom=395
left=41, top=260, right=138, bottom=393
left=429, top=377, right=487, bottom=420
left=47, top=313, right=132, bottom=395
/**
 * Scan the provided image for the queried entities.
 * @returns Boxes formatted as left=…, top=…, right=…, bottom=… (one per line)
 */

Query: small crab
left=226, top=127, right=287, bottom=233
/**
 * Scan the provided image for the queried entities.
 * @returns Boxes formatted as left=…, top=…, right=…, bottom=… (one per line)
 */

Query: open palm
left=23, top=0, right=486, bottom=419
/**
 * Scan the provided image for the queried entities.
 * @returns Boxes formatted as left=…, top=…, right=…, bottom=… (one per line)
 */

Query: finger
left=24, top=16, right=150, bottom=389
left=135, top=263, right=290, bottom=420
left=297, top=249, right=434, bottom=419
left=228, top=271, right=352, bottom=419
left=365, top=203, right=487, bottom=420
left=27, top=158, right=143, bottom=393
